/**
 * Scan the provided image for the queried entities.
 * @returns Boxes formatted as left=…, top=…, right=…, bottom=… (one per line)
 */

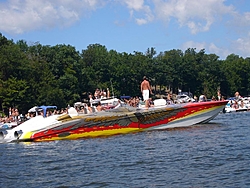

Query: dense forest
left=0, top=33, right=250, bottom=115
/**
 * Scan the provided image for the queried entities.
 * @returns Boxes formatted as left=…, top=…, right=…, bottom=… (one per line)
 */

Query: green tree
left=0, top=77, right=29, bottom=113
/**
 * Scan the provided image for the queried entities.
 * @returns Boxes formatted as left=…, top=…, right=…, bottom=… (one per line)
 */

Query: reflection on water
left=1, top=112, right=250, bottom=188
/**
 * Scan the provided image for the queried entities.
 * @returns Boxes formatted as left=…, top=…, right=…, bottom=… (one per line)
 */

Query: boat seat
left=154, top=99, right=167, bottom=106
left=68, top=107, right=78, bottom=117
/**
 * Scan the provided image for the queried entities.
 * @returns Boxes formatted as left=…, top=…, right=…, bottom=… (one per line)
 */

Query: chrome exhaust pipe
left=0, top=130, right=8, bottom=140
left=14, top=130, right=23, bottom=139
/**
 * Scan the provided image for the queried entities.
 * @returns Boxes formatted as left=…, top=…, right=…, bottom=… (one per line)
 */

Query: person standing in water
left=141, top=76, right=153, bottom=108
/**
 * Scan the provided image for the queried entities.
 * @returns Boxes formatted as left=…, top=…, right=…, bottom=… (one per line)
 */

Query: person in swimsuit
left=140, top=76, right=153, bottom=108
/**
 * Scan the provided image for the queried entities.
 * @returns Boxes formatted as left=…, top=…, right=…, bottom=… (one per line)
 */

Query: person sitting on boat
left=94, top=88, right=101, bottom=99
left=143, top=97, right=153, bottom=108
left=13, top=108, right=20, bottom=122
left=193, top=95, right=198, bottom=102
left=166, top=93, right=173, bottom=104
left=107, top=88, right=110, bottom=98
left=235, top=91, right=242, bottom=101
left=130, top=97, right=137, bottom=107
left=239, top=100, right=245, bottom=108
left=82, top=103, right=88, bottom=114
left=26, top=112, right=31, bottom=120
left=217, top=90, right=222, bottom=101
left=96, top=101, right=106, bottom=112
left=100, top=89, right=107, bottom=99
left=88, top=93, right=94, bottom=106
left=87, top=102, right=93, bottom=113
left=148, top=98, right=154, bottom=107
left=79, top=106, right=85, bottom=113
left=39, top=111, right=44, bottom=116
left=212, top=96, right=216, bottom=101
left=135, top=96, right=140, bottom=107
left=232, top=101, right=239, bottom=109
left=229, top=100, right=233, bottom=107
left=199, top=94, right=207, bottom=102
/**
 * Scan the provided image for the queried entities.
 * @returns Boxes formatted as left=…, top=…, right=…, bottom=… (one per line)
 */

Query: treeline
left=0, top=33, right=250, bottom=115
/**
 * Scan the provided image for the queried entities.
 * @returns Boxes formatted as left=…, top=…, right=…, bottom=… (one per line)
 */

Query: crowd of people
left=0, top=107, right=21, bottom=125
left=92, top=88, right=110, bottom=99
left=0, top=107, right=72, bottom=126
left=73, top=88, right=113, bottom=114
left=75, top=101, right=108, bottom=114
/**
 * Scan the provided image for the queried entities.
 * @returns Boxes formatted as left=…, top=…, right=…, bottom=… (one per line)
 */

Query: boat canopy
left=120, top=96, right=130, bottom=100
left=36, top=106, right=57, bottom=117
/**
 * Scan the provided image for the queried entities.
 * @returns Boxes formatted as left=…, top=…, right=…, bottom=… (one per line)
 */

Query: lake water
left=1, top=112, right=250, bottom=188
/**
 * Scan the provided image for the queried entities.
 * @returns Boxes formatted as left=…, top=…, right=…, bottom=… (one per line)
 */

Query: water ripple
left=1, top=113, right=250, bottom=187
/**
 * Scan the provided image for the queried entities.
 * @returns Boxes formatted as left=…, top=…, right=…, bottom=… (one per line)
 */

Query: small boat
left=0, top=100, right=228, bottom=143
left=223, top=98, right=250, bottom=113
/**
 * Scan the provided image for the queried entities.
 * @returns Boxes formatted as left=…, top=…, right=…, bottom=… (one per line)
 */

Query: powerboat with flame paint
left=0, top=100, right=228, bottom=143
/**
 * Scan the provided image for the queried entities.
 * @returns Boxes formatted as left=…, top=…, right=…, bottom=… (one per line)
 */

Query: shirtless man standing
left=141, top=76, right=153, bottom=107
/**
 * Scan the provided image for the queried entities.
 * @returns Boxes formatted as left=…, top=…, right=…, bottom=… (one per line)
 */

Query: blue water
left=1, top=112, right=250, bottom=188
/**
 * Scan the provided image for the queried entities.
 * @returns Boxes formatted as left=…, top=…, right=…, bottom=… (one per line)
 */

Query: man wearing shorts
left=141, top=76, right=153, bottom=104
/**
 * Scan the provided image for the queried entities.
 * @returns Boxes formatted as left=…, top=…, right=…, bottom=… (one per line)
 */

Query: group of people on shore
left=0, top=107, right=21, bottom=125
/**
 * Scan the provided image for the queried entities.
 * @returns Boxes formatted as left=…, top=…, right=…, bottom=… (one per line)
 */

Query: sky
left=0, top=0, right=250, bottom=59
